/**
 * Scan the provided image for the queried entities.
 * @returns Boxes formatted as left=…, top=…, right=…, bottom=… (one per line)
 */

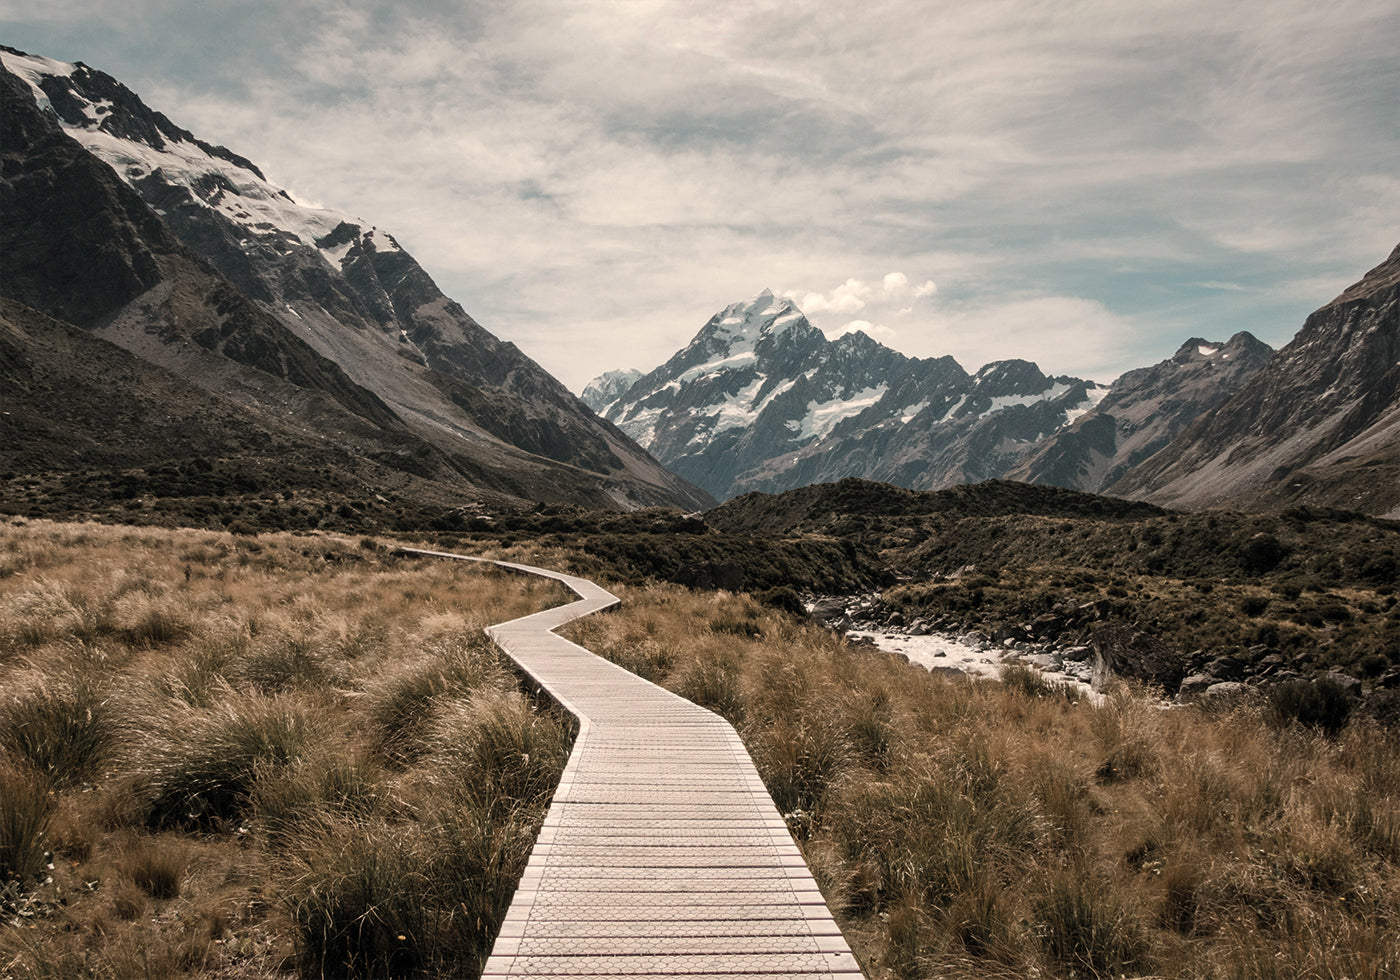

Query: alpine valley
left=0, top=47, right=712, bottom=526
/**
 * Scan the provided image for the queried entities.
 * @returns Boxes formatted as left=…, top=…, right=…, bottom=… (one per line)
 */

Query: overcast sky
left=5, top=1, right=1397, bottom=392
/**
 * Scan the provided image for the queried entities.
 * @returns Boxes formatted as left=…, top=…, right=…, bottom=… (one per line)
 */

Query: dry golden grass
left=565, top=580, right=1400, bottom=980
left=0, top=518, right=569, bottom=979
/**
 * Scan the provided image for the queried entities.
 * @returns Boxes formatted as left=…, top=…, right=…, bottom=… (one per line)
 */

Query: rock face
left=1007, top=333, right=1274, bottom=493
left=594, top=290, right=1107, bottom=501
left=0, top=47, right=710, bottom=511
left=1113, top=244, right=1400, bottom=518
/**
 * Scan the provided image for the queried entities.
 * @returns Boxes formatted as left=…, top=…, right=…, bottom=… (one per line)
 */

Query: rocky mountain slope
left=594, top=291, right=1111, bottom=500
left=0, top=47, right=710, bottom=512
left=1006, top=332, right=1273, bottom=492
left=1113, top=243, right=1400, bottom=518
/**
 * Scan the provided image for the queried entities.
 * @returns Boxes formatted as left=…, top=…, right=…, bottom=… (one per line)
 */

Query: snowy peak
left=683, top=289, right=821, bottom=364
left=580, top=368, right=643, bottom=413
left=595, top=292, right=1103, bottom=500
left=0, top=47, right=380, bottom=261
left=1171, top=331, right=1270, bottom=365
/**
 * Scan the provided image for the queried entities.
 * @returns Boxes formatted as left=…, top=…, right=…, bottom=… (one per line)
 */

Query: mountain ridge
left=1111, top=243, right=1400, bottom=518
left=592, top=289, right=1269, bottom=502
left=0, top=47, right=711, bottom=513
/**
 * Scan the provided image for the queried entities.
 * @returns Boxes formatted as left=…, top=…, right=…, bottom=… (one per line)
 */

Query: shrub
left=120, top=841, right=186, bottom=900
left=1269, top=678, right=1353, bottom=736
left=1033, top=872, right=1147, bottom=976
left=285, top=823, right=429, bottom=978
left=1239, top=595, right=1270, bottom=617
left=369, top=636, right=503, bottom=764
left=422, top=691, right=571, bottom=815
left=0, top=675, right=116, bottom=789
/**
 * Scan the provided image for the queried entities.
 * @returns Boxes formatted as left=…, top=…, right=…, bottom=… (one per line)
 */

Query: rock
left=909, top=620, right=931, bottom=636
left=809, top=597, right=848, bottom=622
left=1029, top=613, right=1067, bottom=640
left=1196, top=681, right=1258, bottom=708
left=1090, top=625, right=1188, bottom=693
left=1177, top=673, right=1216, bottom=701
left=1026, top=652, right=1064, bottom=671
left=1205, top=656, right=1245, bottom=681
left=994, top=624, right=1034, bottom=644
left=1324, top=672, right=1363, bottom=698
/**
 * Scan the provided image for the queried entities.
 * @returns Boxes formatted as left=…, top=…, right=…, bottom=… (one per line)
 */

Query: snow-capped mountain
left=1, top=47, right=710, bottom=512
left=592, top=291, right=1109, bottom=500
left=1113, top=243, right=1400, bottom=518
left=581, top=369, right=644, bottom=414
left=1006, top=332, right=1273, bottom=493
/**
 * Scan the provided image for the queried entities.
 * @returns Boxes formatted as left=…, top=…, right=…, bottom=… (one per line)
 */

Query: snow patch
left=1198, top=345, right=1220, bottom=356
left=1062, top=384, right=1112, bottom=425
left=786, top=385, right=888, bottom=440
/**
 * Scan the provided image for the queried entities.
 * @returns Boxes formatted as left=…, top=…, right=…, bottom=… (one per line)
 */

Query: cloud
left=794, top=279, right=873, bottom=314
left=3, top=0, right=1394, bottom=394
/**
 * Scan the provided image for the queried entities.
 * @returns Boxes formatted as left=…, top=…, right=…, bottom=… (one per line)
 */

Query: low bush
left=1269, top=677, right=1353, bottom=735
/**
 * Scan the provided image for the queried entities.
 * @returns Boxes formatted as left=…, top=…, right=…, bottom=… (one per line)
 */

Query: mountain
left=1112, top=244, right=1400, bottom=518
left=0, top=47, right=711, bottom=513
left=1005, top=332, right=1273, bottom=492
left=591, top=290, right=1111, bottom=501
left=580, top=369, right=644, bottom=413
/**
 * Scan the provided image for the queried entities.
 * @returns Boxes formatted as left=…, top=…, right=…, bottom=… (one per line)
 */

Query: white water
left=849, top=630, right=1102, bottom=703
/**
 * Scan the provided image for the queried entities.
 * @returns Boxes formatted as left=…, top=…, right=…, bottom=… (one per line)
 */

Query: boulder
left=1177, top=673, right=1216, bottom=701
left=1090, top=625, right=1188, bottom=693
left=1196, top=681, right=1258, bottom=708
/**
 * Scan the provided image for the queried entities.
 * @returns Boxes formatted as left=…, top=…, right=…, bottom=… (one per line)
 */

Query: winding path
left=404, top=549, right=862, bottom=978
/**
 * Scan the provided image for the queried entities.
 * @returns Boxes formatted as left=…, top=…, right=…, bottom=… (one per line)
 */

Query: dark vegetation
left=708, top=479, right=1400, bottom=691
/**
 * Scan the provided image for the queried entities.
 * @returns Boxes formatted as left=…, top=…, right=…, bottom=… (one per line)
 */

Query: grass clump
left=0, top=518, right=571, bottom=979
left=141, top=693, right=326, bottom=830
left=0, top=761, right=54, bottom=888
left=0, top=673, right=118, bottom=789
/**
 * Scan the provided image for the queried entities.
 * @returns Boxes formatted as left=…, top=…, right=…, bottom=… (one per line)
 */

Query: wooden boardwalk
left=406, top=550, right=863, bottom=979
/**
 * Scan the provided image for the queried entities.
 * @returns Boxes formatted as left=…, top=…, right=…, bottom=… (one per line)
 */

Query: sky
left=4, top=1, right=1397, bottom=392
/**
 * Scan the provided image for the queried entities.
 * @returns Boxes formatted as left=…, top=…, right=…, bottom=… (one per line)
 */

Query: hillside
left=1113, top=243, right=1400, bottom=518
left=0, top=48, right=710, bottom=514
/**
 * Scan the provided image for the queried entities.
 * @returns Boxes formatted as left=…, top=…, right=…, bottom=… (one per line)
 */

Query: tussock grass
left=0, top=518, right=569, bottom=979
left=565, top=577, right=1400, bottom=979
